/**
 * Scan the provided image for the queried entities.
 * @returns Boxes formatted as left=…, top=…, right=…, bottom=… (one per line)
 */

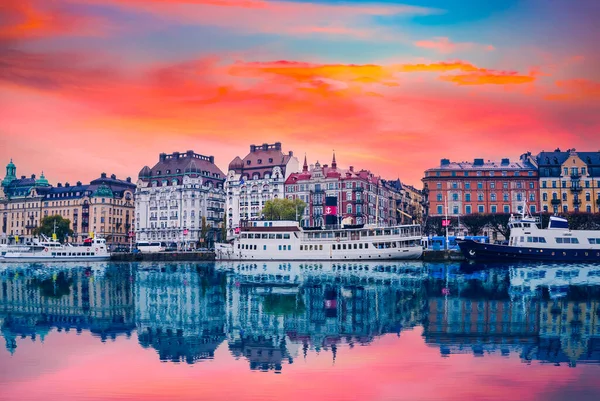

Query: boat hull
left=216, top=245, right=423, bottom=261
left=457, top=239, right=600, bottom=262
left=1, top=255, right=111, bottom=263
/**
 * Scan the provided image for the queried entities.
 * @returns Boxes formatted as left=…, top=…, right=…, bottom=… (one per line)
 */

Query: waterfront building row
left=423, top=149, right=600, bottom=217
left=1, top=160, right=135, bottom=245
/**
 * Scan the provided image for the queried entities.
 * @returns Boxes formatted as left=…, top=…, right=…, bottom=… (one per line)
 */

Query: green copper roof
left=92, top=183, right=114, bottom=198
left=2, top=158, right=17, bottom=187
left=35, top=171, right=49, bottom=187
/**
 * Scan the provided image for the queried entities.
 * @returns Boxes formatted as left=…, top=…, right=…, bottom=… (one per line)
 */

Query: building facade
left=285, top=155, right=401, bottom=227
left=225, top=142, right=298, bottom=238
left=135, top=150, right=226, bottom=247
left=537, top=149, right=600, bottom=214
left=422, top=154, right=539, bottom=217
left=1, top=160, right=135, bottom=245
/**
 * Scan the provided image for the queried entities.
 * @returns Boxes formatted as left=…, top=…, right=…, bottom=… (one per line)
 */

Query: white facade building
left=135, top=150, right=226, bottom=246
left=225, top=143, right=299, bottom=238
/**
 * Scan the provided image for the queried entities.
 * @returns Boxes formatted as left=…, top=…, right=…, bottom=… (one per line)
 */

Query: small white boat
left=1, top=235, right=110, bottom=263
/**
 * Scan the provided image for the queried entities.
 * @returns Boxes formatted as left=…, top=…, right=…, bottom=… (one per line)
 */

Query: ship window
left=309, top=245, right=313, bottom=250
left=571, top=238, right=579, bottom=244
left=589, top=239, right=597, bottom=244
left=520, top=237, right=524, bottom=242
left=278, top=245, right=282, bottom=250
left=241, top=234, right=247, bottom=238
left=276, top=234, right=283, bottom=239
left=392, top=242, right=397, bottom=248
left=300, top=245, right=303, bottom=250
left=365, top=243, right=369, bottom=249
left=532, top=237, right=539, bottom=243
left=343, top=244, right=347, bottom=250
left=264, top=245, right=267, bottom=250
left=283, top=234, right=290, bottom=239
left=539, top=237, right=547, bottom=243
left=556, top=238, right=563, bottom=243
left=319, top=245, right=323, bottom=250
left=269, top=234, right=275, bottom=239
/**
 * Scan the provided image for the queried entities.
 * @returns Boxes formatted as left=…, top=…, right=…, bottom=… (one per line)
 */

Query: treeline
left=423, top=213, right=600, bottom=237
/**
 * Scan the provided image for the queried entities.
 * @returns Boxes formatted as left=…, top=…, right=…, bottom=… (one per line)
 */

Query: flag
left=239, top=177, right=245, bottom=185
left=52, top=233, right=57, bottom=241
left=324, top=206, right=337, bottom=216
left=14, top=235, right=19, bottom=243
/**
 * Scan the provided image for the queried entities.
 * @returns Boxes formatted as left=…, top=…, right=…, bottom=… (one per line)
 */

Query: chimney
left=101, top=172, right=107, bottom=178
left=209, top=156, right=215, bottom=164
left=57, top=183, right=62, bottom=188
left=31, top=174, right=36, bottom=179
left=173, top=151, right=180, bottom=159
left=110, top=174, right=116, bottom=179
left=159, top=153, right=167, bottom=161
left=473, top=158, right=484, bottom=166
left=501, top=158, right=510, bottom=165
left=349, top=166, right=354, bottom=172
left=126, top=177, right=132, bottom=183
left=274, top=142, right=282, bottom=150
left=262, top=143, right=268, bottom=150
left=289, top=151, right=293, bottom=156
left=440, top=158, right=450, bottom=166
left=76, top=181, right=82, bottom=186
left=21, top=175, right=25, bottom=179
left=250, top=145, right=256, bottom=152
left=65, top=182, right=70, bottom=187
left=186, top=150, right=194, bottom=157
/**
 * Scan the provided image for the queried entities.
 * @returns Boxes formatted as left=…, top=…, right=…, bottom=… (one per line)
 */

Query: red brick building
left=285, top=154, right=401, bottom=227
left=422, top=153, right=539, bottom=217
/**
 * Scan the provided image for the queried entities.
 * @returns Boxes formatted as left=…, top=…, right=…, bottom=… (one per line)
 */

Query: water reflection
left=1, top=261, right=600, bottom=371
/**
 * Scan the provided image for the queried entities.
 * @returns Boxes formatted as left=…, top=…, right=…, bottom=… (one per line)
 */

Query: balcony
left=208, top=207, right=225, bottom=212
left=250, top=201, right=260, bottom=206
left=573, top=199, right=582, bottom=207
left=170, top=205, right=178, bottom=209
left=354, top=187, right=364, bottom=192
left=149, top=217, right=157, bottom=221
left=150, top=206, right=158, bottom=210
left=160, top=216, right=168, bottom=220
left=551, top=199, right=561, bottom=205
left=159, top=206, right=168, bottom=210
left=570, top=172, right=581, bottom=180
left=570, top=186, right=582, bottom=193
left=170, top=215, right=179, bottom=220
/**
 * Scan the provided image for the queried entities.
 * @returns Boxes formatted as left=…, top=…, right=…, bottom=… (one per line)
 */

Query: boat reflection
left=1, top=261, right=600, bottom=370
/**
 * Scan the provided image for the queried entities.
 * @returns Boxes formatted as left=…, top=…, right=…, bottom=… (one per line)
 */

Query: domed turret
left=228, top=156, right=243, bottom=171
left=2, top=158, right=17, bottom=187
left=138, top=165, right=152, bottom=179
left=35, top=171, right=49, bottom=187
left=93, top=183, right=114, bottom=198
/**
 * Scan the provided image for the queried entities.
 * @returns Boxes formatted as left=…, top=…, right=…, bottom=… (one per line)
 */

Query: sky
left=1, top=0, right=599, bottom=186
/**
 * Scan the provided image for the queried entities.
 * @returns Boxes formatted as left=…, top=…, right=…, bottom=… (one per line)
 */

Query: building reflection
left=0, top=264, right=135, bottom=354
left=134, top=263, right=227, bottom=364
left=1, top=261, right=600, bottom=369
left=423, top=264, right=600, bottom=367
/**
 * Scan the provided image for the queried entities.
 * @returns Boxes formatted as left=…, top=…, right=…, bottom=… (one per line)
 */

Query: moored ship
left=457, top=211, right=600, bottom=262
left=1, top=235, right=110, bottom=262
left=215, top=220, right=423, bottom=261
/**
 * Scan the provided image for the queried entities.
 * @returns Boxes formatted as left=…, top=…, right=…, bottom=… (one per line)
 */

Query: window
left=436, top=182, right=442, bottom=189
left=543, top=193, right=548, bottom=201
left=453, top=206, right=459, bottom=214
left=437, top=205, right=443, bottom=214
left=477, top=182, right=483, bottom=189
left=529, top=193, right=535, bottom=201
left=491, top=205, right=497, bottom=213
left=542, top=181, right=547, bottom=188
left=465, top=183, right=470, bottom=190
left=503, top=182, right=508, bottom=189
left=478, top=193, right=484, bottom=201
left=347, top=204, right=352, bottom=213
left=586, top=193, right=591, bottom=201
left=490, top=193, right=497, bottom=201
left=490, top=182, right=496, bottom=189
left=452, top=193, right=458, bottom=201
left=552, top=181, right=557, bottom=188
left=465, top=193, right=471, bottom=202
left=516, top=193, right=522, bottom=202
left=478, top=205, right=484, bottom=213
left=504, top=205, right=510, bottom=213
left=562, top=193, right=567, bottom=201
left=563, top=167, right=568, bottom=175
left=465, top=205, right=472, bottom=214
left=437, top=194, right=443, bottom=201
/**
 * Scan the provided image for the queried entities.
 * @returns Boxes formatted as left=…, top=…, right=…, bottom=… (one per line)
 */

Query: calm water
left=1, top=261, right=600, bottom=401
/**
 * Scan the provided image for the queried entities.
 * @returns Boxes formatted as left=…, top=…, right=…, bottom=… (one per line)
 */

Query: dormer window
left=246, top=160, right=251, bottom=165
left=156, top=170, right=161, bottom=175
left=176, top=169, right=181, bottom=173
left=166, top=170, right=170, bottom=174
left=258, top=159, right=262, bottom=164
left=269, top=158, right=273, bottom=163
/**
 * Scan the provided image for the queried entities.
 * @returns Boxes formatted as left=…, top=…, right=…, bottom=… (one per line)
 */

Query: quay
left=110, top=251, right=215, bottom=262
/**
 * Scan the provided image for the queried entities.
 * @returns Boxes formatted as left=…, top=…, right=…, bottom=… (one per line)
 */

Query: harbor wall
left=111, top=252, right=215, bottom=262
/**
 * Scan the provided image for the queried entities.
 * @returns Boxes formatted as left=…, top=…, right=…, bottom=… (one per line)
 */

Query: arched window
left=347, top=204, right=352, bottom=214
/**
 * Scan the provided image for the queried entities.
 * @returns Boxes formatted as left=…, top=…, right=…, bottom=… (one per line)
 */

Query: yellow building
left=1, top=160, right=135, bottom=245
left=537, top=149, right=600, bottom=213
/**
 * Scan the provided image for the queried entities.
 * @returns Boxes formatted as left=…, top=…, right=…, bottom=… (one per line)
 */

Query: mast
left=445, top=195, right=449, bottom=250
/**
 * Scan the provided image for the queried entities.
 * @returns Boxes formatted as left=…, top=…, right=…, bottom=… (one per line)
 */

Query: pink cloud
left=414, top=37, right=494, bottom=54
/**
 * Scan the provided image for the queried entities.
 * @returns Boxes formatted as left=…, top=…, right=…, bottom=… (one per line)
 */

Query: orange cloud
left=0, top=0, right=105, bottom=41
left=544, top=79, right=600, bottom=101
left=414, top=37, right=494, bottom=54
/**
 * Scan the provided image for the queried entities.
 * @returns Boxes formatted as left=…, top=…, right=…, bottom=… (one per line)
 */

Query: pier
left=110, top=251, right=215, bottom=262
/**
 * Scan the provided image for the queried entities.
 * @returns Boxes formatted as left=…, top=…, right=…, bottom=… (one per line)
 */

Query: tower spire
left=302, top=154, right=308, bottom=173
left=331, top=150, right=337, bottom=169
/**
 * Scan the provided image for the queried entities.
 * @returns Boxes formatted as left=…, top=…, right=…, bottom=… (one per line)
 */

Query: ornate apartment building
left=225, top=142, right=298, bottom=238
left=537, top=149, right=600, bottom=214
left=422, top=154, right=539, bottom=216
left=135, top=150, right=226, bottom=246
left=285, top=154, right=402, bottom=227
left=0, top=160, right=135, bottom=245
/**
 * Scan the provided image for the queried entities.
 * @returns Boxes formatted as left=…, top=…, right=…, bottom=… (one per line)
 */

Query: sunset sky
left=1, top=0, right=599, bottom=186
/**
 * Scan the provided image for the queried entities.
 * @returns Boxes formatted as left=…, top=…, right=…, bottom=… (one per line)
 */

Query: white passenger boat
left=458, top=210, right=600, bottom=262
left=1, top=235, right=110, bottom=262
left=215, top=220, right=423, bottom=261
